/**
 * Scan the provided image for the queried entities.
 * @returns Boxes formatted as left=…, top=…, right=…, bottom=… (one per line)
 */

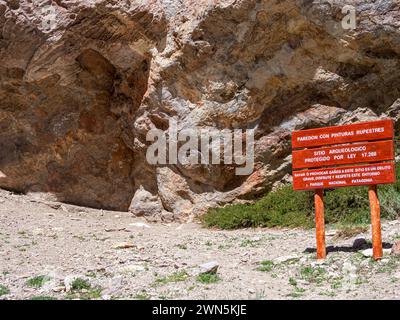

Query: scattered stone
left=118, top=264, right=145, bottom=273
left=326, top=230, right=336, bottom=237
left=296, top=279, right=309, bottom=286
left=32, top=228, right=44, bottom=235
left=129, top=222, right=151, bottom=229
left=199, top=261, right=219, bottom=274
left=361, top=248, right=392, bottom=258
left=361, top=249, right=373, bottom=257
left=391, top=241, right=400, bottom=256
left=273, top=255, right=299, bottom=264
left=312, top=259, right=327, bottom=266
left=112, top=242, right=135, bottom=249
left=52, top=286, right=66, bottom=293
left=299, top=257, right=308, bottom=264
left=105, top=228, right=126, bottom=232
left=60, top=205, right=69, bottom=212
left=44, top=202, right=62, bottom=210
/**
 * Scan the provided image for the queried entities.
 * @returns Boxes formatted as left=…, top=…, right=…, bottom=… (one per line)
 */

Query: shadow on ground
left=304, top=238, right=392, bottom=254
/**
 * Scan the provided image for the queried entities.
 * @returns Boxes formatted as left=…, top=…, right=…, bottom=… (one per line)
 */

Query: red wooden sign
left=292, top=140, right=394, bottom=169
left=293, top=162, right=396, bottom=191
left=292, top=119, right=394, bottom=149
left=291, top=119, right=396, bottom=261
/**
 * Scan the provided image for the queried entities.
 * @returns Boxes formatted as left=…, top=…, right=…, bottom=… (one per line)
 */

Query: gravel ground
left=0, top=189, right=400, bottom=300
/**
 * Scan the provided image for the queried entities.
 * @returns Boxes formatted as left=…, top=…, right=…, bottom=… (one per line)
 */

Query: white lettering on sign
left=293, top=162, right=395, bottom=190
left=329, top=146, right=367, bottom=154
left=298, top=135, right=319, bottom=142
left=304, top=156, right=330, bottom=163
left=296, top=127, right=386, bottom=143
left=356, top=128, right=384, bottom=135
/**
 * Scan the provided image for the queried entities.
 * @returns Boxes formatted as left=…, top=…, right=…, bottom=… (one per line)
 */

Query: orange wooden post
left=315, top=189, right=326, bottom=259
left=368, top=185, right=383, bottom=260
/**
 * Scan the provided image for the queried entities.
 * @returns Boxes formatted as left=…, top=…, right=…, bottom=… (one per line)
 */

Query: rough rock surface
left=392, top=240, right=400, bottom=256
left=1, top=0, right=400, bottom=219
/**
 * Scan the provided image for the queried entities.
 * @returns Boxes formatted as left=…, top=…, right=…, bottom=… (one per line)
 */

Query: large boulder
left=1, top=0, right=400, bottom=220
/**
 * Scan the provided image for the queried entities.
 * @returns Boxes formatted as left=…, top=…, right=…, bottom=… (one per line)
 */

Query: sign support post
left=314, top=189, right=326, bottom=259
left=368, top=185, right=383, bottom=260
left=291, top=119, right=395, bottom=261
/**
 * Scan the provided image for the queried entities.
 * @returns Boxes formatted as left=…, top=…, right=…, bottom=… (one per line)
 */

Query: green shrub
left=154, top=271, right=189, bottom=286
left=30, top=296, right=57, bottom=300
left=0, top=285, right=9, bottom=296
left=71, top=278, right=91, bottom=291
left=257, top=260, right=274, bottom=272
left=196, top=273, right=221, bottom=284
left=202, top=164, right=400, bottom=230
left=26, top=275, right=51, bottom=288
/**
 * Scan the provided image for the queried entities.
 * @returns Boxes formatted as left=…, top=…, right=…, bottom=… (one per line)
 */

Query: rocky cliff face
left=1, top=0, right=400, bottom=221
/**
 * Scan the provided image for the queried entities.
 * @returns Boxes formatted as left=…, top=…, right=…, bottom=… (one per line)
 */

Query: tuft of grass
left=66, top=288, right=102, bottom=300
left=300, top=266, right=327, bottom=284
left=320, top=291, right=336, bottom=297
left=30, top=296, right=57, bottom=300
left=154, top=271, right=189, bottom=286
left=376, top=256, right=400, bottom=274
left=287, top=292, right=303, bottom=298
left=257, top=260, right=274, bottom=272
left=288, top=277, right=306, bottom=297
left=80, top=288, right=102, bottom=300
left=289, top=277, right=297, bottom=287
left=0, top=285, right=10, bottom=296
left=196, top=272, right=221, bottom=284
left=287, top=285, right=306, bottom=299
left=393, top=233, right=400, bottom=240
left=67, top=279, right=102, bottom=300
left=202, top=164, right=400, bottom=230
left=71, top=278, right=91, bottom=291
left=85, top=271, right=97, bottom=278
left=134, top=292, right=151, bottom=300
left=329, top=274, right=344, bottom=290
left=26, top=275, right=51, bottom=288
left=240, top=239, right=260, bottom=247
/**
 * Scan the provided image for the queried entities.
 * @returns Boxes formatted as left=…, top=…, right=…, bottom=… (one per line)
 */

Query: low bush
left=202, top=165, right=400, bottom=230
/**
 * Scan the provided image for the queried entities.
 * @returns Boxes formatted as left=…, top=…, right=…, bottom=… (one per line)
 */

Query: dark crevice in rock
left=336, top=63, right=375, bottom=80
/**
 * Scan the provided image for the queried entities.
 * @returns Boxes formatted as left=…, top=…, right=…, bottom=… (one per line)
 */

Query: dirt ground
left=0, top=189, right=400, bottom=300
